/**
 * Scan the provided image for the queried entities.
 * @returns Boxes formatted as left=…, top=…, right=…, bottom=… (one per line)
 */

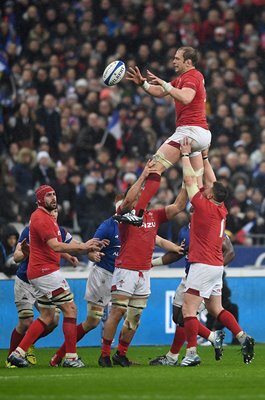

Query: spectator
left=0, top=224, right=19, bottom=276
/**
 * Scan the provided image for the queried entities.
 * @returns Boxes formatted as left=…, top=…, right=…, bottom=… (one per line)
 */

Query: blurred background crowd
left=0, top=0, right=264, bottom=269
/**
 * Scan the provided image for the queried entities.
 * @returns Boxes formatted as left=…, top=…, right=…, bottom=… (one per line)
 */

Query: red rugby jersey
left=189, top=191, right=228, bottom=266
left=171, top=69, right=208, bottom=130
left=115, top=208, right=168, bottom=270
left=27, top=208, right=62, bottom=279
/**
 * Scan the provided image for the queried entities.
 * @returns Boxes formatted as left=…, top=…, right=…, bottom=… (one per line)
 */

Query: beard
left=45, top=202, right=57, bottom=211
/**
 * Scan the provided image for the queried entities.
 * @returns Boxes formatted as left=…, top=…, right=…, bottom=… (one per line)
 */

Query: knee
left=111, top=306, right=127, bottom=322
left=123, top=298, right=147, bottom=331
left=86, top=303, right=104, bottom=328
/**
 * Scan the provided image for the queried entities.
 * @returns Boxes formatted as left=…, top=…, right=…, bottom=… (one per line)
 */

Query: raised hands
left=126, top=66, right=146, bottom=86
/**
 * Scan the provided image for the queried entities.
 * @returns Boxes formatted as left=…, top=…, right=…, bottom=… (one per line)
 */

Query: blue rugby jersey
left=16, top=225, right=72, bottom=283
left=177, top=224, right=190, bottom=275
left=93, top=217, right=120, bottom=274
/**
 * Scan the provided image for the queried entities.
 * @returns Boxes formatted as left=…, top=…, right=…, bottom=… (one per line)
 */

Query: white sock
left=236, top=331, right=247, bottom=344
left=186, top=347, right=197, bottom=357
left=65, top=353, right=78, bottom=360
left=16, top=347, right=26, bottom=358
left=167, top=351, right=179, bottom=361
left=207, top=332, right=215, bottom=343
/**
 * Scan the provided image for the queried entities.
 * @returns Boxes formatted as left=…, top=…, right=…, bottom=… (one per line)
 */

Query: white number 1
left=219, top=219, right=225, bottom=238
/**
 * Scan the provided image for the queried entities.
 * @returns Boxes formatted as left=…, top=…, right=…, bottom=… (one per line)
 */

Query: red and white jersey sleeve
left=27, top=208, right=62, bottom=279
left=189, top=192, right=228, bottom=266
left=171, top=69, right=208, bottom=130
left=115, top=208, right=167, bottom=270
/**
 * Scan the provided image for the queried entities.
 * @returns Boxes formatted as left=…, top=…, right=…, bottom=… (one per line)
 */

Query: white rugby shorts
left=29, top=270, right=70, bottom=300
left=14, top=276, right=38, bottom=312
left=173, top=276, right=186, bottom=307
left=84, top=264, right=113, bottom=306
left=165, top=125, right=211, bottom=156
left=173, top=275, right=205, bottom=313
left=185, top=263, right=223, bottom=299
left=111, top=268, right=151, bottom=297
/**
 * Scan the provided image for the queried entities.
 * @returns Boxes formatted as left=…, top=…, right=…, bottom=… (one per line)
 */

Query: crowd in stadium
left=0, top=0, right=264, bottom=254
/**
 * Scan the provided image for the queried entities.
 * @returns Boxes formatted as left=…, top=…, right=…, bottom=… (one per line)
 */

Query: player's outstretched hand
left=126, top=66, right=146, bottom=86
left=85, top=238, right=102, bottom=252
left=147, top=70, right=163, bottom=86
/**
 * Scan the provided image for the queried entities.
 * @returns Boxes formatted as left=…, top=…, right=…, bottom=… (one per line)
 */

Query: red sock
left=170, top=326, right=186, bottom=354
left=9, top=329, right=25, bottom=355
left=184, top=317, right=199, bottom=348
left=117, top=339, right=130, bottom=356
left=102, top=338, right=112, bottom=357
left=63, top=317, right=77, bottom=354
left=19, top=319, right=47, bottom=352
left=136, top=173, right=161, bottom=211
left=217, top=309, right=242, bottom=336
left=198, top=322, right=211, bottom=340
left=57, top=322, right=87, bottom=359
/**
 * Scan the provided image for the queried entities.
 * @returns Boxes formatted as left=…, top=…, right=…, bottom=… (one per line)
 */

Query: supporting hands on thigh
left=180, top=137, right=192, bottom=155
left=126, top=66, right=146, bottom=86
left=142, top=159, right=160, bottom=175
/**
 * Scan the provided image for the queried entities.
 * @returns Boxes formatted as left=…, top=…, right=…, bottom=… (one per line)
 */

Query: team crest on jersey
left=118, top=279, right=124, bottom=287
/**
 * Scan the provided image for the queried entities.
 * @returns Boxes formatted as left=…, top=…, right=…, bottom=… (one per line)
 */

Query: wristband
left=142, top=80, right=150, bottom=90
left=203, top=156, right=208, bottom=160
left=181, top=153, right=190, bottom=158
left=162, top=81, right=173, bottom=93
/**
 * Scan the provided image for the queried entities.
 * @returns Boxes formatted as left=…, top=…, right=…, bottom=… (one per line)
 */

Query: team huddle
left=6, top=47, right=254, bottom=368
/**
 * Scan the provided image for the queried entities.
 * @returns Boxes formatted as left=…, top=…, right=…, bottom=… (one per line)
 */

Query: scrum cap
left=35, top=185, right=55, bottom=207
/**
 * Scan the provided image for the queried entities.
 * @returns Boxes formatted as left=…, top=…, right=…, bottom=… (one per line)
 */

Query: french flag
left=107, top=110, right=123, bottom=150
left=107, top=110, right=122, bottom=140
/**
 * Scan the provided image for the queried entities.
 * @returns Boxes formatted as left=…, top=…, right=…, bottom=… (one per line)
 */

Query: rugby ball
left=103, top=60, right=126, bottom=86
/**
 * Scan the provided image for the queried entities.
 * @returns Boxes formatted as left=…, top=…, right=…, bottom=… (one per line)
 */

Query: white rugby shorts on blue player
left=29, top=270, right=70, bottom=300
left=165, top=126, right=211, bottom=156
left=84, top=265, right=113, bottom=306
left=185, top=263, right=224, bottom=299
left=111, top=268, right=151, bottom=297
left=14, top=276, right=38, bottom=311
left=173, top=275, right=205, bottom=313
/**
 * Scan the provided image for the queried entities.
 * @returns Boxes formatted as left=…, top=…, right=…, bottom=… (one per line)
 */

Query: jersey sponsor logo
left=141, top=222, right=156, bottom=229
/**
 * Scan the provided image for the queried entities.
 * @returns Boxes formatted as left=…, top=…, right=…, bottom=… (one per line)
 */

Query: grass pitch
left=0, top=345, right=264, bottom=400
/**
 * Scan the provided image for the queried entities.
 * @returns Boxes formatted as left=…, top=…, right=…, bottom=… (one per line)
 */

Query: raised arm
left=126, top=66, right=168, bottom=98
left=119, top=160, right=153, bottom=213
left=202, top=147, right=216, bottom=187
left=147, top=70, right=196, bottom=105
left=180, top=138, right=199, bottom=201
left=165, top=188, right=188, bottom=220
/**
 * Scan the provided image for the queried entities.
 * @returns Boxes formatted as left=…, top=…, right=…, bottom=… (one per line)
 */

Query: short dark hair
left=178, top=47, right=198, bottom=66
left=212, top=181, right=228, bottom=203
